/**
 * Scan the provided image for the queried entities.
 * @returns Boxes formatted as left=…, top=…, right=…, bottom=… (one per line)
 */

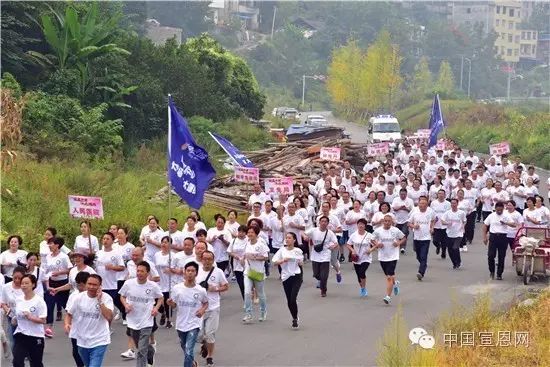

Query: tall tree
left=436, top=60, right=455, bottom=97
left=327, top=40, right=363, bottom=115
left=409, top=56, right=433, bottom=102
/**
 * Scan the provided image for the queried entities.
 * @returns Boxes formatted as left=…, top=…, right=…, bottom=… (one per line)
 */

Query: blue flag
left=168, top=97, right=216, bottom=208
left=209, top=132, right=255, bottom=168
left=428, top=94, right=445, bottom=148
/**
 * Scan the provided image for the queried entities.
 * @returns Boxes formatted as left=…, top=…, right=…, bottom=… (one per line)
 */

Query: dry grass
left=0, top=89, right=26, bottom=171
left=377, top=291, right=550, bottom=367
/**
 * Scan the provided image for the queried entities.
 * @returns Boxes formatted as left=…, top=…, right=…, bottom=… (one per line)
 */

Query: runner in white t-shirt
left=272, top=232, right=304, bottom=329
left=119, top=261, right=163, bottom=367
left=227, top=226, right=248, bottom=300
left=346, top=219, right=375, bottom=298
left=408, top=197, right=436, bottom=280
left=440, top=199, right=466, bottom=269
left=305, top=216, right=338, bottom=297
left=65, top=274, right=114, bottom=367
left=167, top=261, right=208, bottom=367
left=372, top=215, right=406, bottom=305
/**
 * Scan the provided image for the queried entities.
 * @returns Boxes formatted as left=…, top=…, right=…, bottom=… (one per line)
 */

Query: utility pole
left=467, top=58, right=472, bottom=98
left=506, top=61, right=512, bottom=101
left=271, top=6, right=277, bottom=40
left=302, top=75, right=306, bottom=107
left=460, top=56, right=464, bottom=91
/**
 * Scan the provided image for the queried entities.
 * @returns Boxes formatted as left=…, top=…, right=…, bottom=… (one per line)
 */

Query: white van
left=368, top=115, right=402, bottom=149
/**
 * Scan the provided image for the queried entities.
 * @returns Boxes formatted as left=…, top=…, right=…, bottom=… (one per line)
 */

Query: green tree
left=185, top=34, right=266, bottom=119
left=28, top=3, right=131, bottom=98
left=409, top=56, right=433, bottom=102
left=327, top=40, right=363, bottom=116
left=436, top=60, right=455, bottom=97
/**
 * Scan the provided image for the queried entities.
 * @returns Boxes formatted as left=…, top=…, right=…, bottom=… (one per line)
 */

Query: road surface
left=40, top=114, right=548, bottom=367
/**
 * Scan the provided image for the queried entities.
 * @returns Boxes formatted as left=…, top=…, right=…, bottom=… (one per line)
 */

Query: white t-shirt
left=430, top=200, right=451, bottom=229
left=272, top=247, right=303, bottom=282
left=117, top=242, right=135, bottom=281
left=206, top=228, right=232, bottom=263
left=165, top=230, right=186, bottom=250
left=371, top=211, right=395, bottom=229
left=41, top=252, right=71, bottom=281
left=126, top=259, right=159, bottom=280
left=535, top=206, right=550, bottom=226
left=503, top=210, right=524, bottom=238
left=180, top=229, right=198, bottom=242
left=344, top=210, right=366, bottom=234
left=154, top=251, right=177, bottom=292
left=408, top=208, right=435, bottom=241
left=95, top=249, right=124, bottom=290
left=391, top=197, right=414, bottom=224
left=463, top=188, right=479, bottom=208
left=407, top=187, right=427, bottom=205
left=13, top=294, right=47, bottom=338
left=480, top=187, right=496, bottom=211
left=66, top=290, right=81, bottom=338
left=119, top=278, right=163, bottom=330
left=244, top=239, right=270, bottom=276
left=441, top=209, right=466, bottom=238
left=227, top=238, right=248, bottom=272
left=171, top=283, right=208, bottom=332
left=269, top=217, right=285, bottom=248
left=347, top=231, right=374, bottom=264
left=306, top=228, right=338, bottom=263
left=66, top=292, right=113, bottom=348
left=141, top=228, right=165, bottom=262
left=224, top=221, right=241, bottom=238
left=0, top=250, right=28, bottom=277
left=196, top=267, right=227, bottom=311
left=483, top=212, right=508, bottom=234
left=283, top=213, right=306, bottom=242
left=523, top=208, right=543, bottom=227
left=68, top=266, right=96, bottom=292
left=372, top=226, right=405, bottom=262
left=1, top=283, right=23, bottom=310
left=74, top=235, right=99, bottom=254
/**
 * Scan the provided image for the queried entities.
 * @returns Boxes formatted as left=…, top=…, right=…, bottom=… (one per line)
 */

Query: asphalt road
left=39, top=114, right=548, bottom=367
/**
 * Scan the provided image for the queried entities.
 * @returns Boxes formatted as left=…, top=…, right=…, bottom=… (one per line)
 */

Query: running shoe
left=316, top=280, right=321, bottom=288
left=200, top=343, right=208, bottom=358
left=159, top=315, right=166, bottom=326
left=291, top=319, right=299, bottom=329
left=393, top=280, right=400, bottom=296
left=122, top=319, right=128, bottom=326
left=463, top=245, right=468, bottom=252
left=114, top=310, right=121, bottom=321
left=359, top=288, right=367, bottom=297
left=121, top=349, right=136, bottom=360
left=336, top=272, right=342, bottom=283
left=383, top=295, right=391, bottom=305
left=242, top=314, right=253, bottom=323
left=45, top=328, right=54, bottom=338
left=206, top=357, right=214, bottom=366
left=166, top=321, right=173, bottom=329
left=259, top=311, right=267, bottom=322
left=416, top=273, right=423, bottom=281
left=400, top=248, right=405, bottom=254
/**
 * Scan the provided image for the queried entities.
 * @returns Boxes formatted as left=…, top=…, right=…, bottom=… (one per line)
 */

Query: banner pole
left=167, top=95, right=173, bottom=304
left=208, top=131, right=242, bottom=167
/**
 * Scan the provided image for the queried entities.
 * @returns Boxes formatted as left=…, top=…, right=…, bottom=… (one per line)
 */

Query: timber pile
left=204, top=137, right=369, bottom=211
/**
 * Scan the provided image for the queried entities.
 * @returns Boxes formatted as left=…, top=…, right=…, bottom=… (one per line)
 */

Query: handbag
left=313, top=230, right=329, bottom=253
left=350, top=233, right=368, bottom=263
left=245, top=243, right=265, bottom=282
left=199, top=267, right=215, bottom=290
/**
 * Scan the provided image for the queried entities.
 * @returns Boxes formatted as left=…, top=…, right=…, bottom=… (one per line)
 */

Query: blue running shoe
left=393, top=280, right=400, bottom=296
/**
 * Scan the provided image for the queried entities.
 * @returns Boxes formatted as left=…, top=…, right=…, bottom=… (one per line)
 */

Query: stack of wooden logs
left=204, top=137, right=369, bottom=211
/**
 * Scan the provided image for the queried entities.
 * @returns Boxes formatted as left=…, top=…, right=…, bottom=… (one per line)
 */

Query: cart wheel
left=523, top=257, right=532, bottom=285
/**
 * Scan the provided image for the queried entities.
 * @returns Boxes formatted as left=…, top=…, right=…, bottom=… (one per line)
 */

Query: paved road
left=40, top=114, right=548, bottom=367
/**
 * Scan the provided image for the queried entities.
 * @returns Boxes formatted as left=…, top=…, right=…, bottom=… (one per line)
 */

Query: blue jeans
left=78, top=344, right=108, bottom=367
left=413, top=240, right=431, bottom=276
left=177, top=328, right=199, bottom=367
left=244, top=277, right=266, bottom=315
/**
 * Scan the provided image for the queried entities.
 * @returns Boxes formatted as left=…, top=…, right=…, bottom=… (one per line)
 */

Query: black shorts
left=126, top=318, right=158, bottom=336
left=353, top=262, right=370, bottom=282
left=380, top=260, right=397, bottom=276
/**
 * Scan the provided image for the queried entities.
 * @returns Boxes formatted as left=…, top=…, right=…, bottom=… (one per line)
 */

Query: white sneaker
left=121, top=349, right=136, bottom=359
left=463, top=245, right=468, bottom=252
left=151, top=341, right=157, bottom=352
left=242, top=314, right=253, bottom=323
left=122, top=319, right=128, bottom=326
left=114, top=310, right=121, bottom=321
left=459, top=248, right=464, bottom=252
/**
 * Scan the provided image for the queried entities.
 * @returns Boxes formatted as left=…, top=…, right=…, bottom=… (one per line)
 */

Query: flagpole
left=437, top=94, right=447, bottom=139
left=167, top=95, right=173, bottom=307
left=208, top=131, right=242, bottom=167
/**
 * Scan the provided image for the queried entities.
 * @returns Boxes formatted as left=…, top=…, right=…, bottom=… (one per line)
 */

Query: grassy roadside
left=377, top=290, right=550, bottom=366
left=398, top=100, right=550, bottom=169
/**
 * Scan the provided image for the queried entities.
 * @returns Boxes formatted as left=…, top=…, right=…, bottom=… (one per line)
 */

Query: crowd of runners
left=1, top=136, right=549, bottom=367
